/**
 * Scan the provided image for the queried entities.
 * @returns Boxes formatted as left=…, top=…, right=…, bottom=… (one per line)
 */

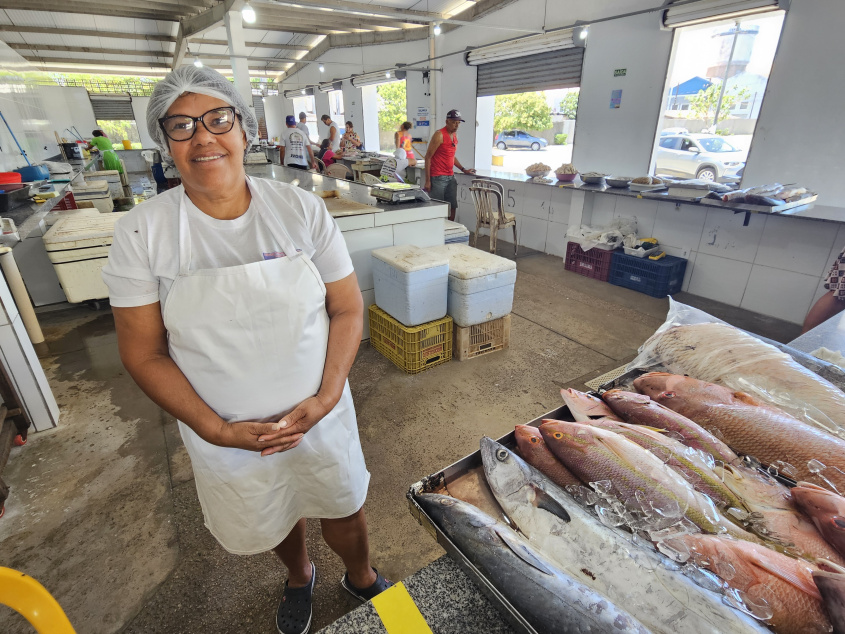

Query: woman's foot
left=341, top=568, right=394, bottom=602
left=276, top=561, right=316, bottom=634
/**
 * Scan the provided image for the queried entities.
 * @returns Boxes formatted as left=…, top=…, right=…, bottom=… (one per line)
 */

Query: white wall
left=342, top=79, right=364, bottom=137
left=130, top=96, right=156, bottom=149
left=743, top=0, right=845, bottom=211
left=438, top=55, right=479, bottom=169
left=572, top=12, right=673, bottom=176
left=264, top=95, right=286, bottom=142
left=361, top=84, right=380, bottom=153
left=475, top=95, right=495, bottom=169
left=40, top=85, right=97, bottom=147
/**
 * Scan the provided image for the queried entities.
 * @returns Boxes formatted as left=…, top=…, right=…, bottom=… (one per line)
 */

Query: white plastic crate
left=372, top=245, right=449, bottom=327
left=430, top=244, right=516, bottom=327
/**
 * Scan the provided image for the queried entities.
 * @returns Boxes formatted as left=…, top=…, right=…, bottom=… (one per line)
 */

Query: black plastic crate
left=609, top=252, right=687, bottom=298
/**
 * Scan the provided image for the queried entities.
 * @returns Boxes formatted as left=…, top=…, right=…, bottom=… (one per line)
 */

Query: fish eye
left=831, top=516, right=845, bottom=531
left=661, top=391, right=676, bottom=399
left=530, top=437, right=539, bottom=444
left=496, top=449, right=509, bottom=462
left=553, top=432, right=563, bottom=439
left=439, top=497, right=456, bottom=506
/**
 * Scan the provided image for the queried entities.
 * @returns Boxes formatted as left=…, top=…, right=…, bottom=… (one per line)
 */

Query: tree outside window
left=376, top=80, right=406, bottom=151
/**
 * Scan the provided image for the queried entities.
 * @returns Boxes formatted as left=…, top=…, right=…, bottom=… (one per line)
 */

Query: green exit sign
left=614, top=68, right=627, bottom=77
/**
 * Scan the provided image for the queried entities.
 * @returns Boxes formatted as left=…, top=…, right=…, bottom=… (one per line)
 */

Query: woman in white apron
left=102, top=65, right=390, bottom=634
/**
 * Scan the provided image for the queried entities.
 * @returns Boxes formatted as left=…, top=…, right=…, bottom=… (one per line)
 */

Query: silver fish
left=480, top=437, right=772, bottom=634
left=415, top=492, right=652, bottom=634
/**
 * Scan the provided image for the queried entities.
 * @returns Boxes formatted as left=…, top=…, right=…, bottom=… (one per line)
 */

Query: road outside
left=495, top=144, right=574, bottom=175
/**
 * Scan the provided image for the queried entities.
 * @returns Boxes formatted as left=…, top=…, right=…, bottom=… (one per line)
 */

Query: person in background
left=339, top=121, right=362, bottom=154
left=803, top=248, right=845, bottom=332
left=86, top=130, right=124, bottom=173
left=394, top=122, right=417, bottom=166
left=296, top=112, right=310, bottom=142
left=320, top=115, right=341, bottom=152
left=103, top=65, right=390, bottom=634
left=424, top=109, right=476, bottom=222
left=317, top=139, right=336, bottom=167
left=281, top=115, right=317, bottom=171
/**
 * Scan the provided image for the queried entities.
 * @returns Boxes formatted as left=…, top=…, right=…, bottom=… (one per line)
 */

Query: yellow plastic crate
left=455, top=314, right=511, bottom=361
left=368, top=305, right=452, bottom=374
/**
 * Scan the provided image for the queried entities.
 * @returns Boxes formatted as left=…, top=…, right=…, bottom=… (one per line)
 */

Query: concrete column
left=224, top=11, right=253, bottom=108
left=361, top=84, right=380, bottom=152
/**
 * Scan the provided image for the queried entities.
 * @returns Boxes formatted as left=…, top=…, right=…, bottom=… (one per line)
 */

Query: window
left=96, top=120, right=141, bottom=147
left=680, top=138, right=697, bottom=152
left=653, top=11, right=785, bottom=181
left=659, top=137, right=681, bottom=149
left=375, top=80, right=406, bottom=152
left=292, top=95, right=317, bottom=141
left=329, top=90, right=344, bottom=119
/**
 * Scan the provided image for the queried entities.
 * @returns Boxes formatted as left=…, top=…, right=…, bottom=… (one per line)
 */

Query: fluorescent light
left=579, top=27, right=588, bottom=39
left=193, top=57, right=203, bottom=67
left=319, top=64, right=325, bottom=72
left=301, top=88, right=306, bottom=94
left=385, top=71, right=391, bottom=78
left=433, top=23, right=442, bottom=36
left=242, top=2, right=257, bottom=23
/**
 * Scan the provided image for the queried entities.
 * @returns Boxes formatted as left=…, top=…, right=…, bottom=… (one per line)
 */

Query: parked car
left=495, top=130, right=548, bottom=151
left=654, top=134, right=746, bottom=182
left=660, top=127, right=689, bottom=136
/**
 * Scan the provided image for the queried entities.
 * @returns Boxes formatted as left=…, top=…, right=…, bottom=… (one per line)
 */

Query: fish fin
left=493, top=526, right=555, bottom=575
left=530, top=483, right=571, bottom=523
left=732, top=391, right=764, bottom=406
left=747, top=548, right=822, bottom=600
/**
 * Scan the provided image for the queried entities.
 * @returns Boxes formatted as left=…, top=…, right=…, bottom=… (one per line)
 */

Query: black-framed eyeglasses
left=158, top=106, right=242, bottom=142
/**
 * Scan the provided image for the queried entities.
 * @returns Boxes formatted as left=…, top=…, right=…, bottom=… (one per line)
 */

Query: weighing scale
left=369, top=181, right=424, bottom=204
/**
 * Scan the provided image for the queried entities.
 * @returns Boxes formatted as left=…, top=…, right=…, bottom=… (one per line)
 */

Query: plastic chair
left=313, top=157, right=326, bottom=174
left=325, top=163, right=352, bottom=180
left=470, top=178, right=518, bottom=256
left=361, top=173, right=383, bottom=186
left=0, top=567, right=76, bottom=633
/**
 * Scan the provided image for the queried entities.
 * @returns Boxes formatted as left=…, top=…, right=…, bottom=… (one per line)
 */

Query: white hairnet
left=146, top=65, right=258, bottom=160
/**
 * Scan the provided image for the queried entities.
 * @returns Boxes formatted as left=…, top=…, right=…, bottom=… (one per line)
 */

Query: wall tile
left=521, top=184, right=552, bottom=220
left=549, top=187, right=573, bottom=225
left=687, top=252, right=753, bottom=306
left=545, top=222, right=570, bottom=257
left=696, top=207, right=767, bottom=264
left=588, top=193, right=616, bottom=228
left=740, top=265, right=819, bottom=325
left=654, top=201, right=707, bottom=251
left=496, top=179, right=524, bottom=216
left=661, top=246, right=696, bottom=292
left=520, top=216, right=549, bottom=252
left=818, top=224, right=845, bottom=278
left=614, top=196, right=658, bottom=238
left=492, top=214, right=522, bottom=245
left=754, top=215, right=838, bottom=276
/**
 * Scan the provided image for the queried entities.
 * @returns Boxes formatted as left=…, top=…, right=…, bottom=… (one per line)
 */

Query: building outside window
left=653, top=11, right=785, bottom=182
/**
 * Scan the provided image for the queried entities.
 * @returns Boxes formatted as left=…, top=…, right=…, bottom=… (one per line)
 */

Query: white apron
left=164, top=181, right=370, bottom=555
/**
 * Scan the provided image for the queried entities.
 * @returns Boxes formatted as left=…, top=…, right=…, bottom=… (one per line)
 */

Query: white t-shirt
left=280, top=127, right=310, bottom=167
left=327, top=121, right=341, bottom=152
left=296, top=121, right=311, bottom=142
left=102, top=177, right=354, bottom=309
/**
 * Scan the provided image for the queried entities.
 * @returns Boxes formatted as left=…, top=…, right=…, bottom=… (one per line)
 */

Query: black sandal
left=276, top=562, right=316, bottom=634
left=340, top=567, right=394, bottom=602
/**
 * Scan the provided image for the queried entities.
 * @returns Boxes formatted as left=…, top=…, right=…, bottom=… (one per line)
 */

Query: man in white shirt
left=321, top=114, right=341, bottom=152
left=281, top=116, right=316, bottom=170
left=296, top=112, right=311, bottom=143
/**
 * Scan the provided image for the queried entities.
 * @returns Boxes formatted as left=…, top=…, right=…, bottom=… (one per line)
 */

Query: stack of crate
left=430, top=244, right=515, bottom=361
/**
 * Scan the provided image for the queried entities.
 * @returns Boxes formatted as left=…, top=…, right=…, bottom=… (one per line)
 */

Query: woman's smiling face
left=164, top=92, right=247, bottom=195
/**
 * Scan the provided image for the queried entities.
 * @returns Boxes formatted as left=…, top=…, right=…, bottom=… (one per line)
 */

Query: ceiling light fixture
left=433, top=23, right=442, bottom=36
left=194, top=57, right=203, bottom=67
left=385, top=70, right=391, bottom=78
left=579, top=27, right=589, bottom=39
left=301, top=88, right=306, bottom=94
left=242, top=2, right=257, bottom=23
left=319, top=64, right=325, bottom=72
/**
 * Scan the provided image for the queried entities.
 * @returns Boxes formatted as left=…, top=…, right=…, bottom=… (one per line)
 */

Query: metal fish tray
left=407, top=404, right=573, bottom=634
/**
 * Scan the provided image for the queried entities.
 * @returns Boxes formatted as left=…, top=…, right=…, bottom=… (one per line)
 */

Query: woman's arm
left=257, top=272, right=363, bottom=455
left=113, top=304, right=286, bottom=451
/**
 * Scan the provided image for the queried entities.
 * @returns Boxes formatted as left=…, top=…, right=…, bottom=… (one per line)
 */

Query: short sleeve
left=304, top=195, right=354, bottom=284
left=101, top=218, right=160, bottom=307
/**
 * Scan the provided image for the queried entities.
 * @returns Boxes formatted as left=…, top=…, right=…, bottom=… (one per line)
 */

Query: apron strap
left=177, top=177, right=303, bottom=275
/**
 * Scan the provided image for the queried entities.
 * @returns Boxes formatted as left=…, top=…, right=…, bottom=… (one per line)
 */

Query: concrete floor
left=0, top=244, right=801, bottom=634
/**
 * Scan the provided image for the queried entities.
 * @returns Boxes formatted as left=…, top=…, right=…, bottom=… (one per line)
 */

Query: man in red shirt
left=424, top=109, right=476, bottom=221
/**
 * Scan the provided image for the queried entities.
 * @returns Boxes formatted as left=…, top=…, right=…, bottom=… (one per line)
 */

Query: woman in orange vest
left=394, top=122, right=417, bottom=166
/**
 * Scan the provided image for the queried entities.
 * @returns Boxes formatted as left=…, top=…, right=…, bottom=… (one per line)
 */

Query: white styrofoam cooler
left=372, top=245, right=449, bottom=326
left=72, top=179, right=114, bottom=213
left=42, top=212, right=126, bottom=303
left=85, top=170, right=123, bottom=198
left=429, top=244, right=516, bottom=327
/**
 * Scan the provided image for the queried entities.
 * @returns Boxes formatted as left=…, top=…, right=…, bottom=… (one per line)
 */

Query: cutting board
left=317, top=190, right=382, bottom=217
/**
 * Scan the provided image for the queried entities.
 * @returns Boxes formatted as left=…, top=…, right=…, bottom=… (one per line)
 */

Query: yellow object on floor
left=0, top=567, right=76, bottom=633
left=371, top=582, right=433, bottom=634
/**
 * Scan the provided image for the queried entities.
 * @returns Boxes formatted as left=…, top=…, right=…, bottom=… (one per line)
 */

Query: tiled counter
left=454, top=172, right=845, bottom=326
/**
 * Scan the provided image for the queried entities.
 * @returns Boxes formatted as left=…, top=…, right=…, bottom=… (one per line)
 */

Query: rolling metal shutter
left=476, top=47, right=584, bottom=97
left=663, top=0, right=787, bottom=27
left=252, top=95, right=267, bottom=140
left=89, top=94, right=134, bottom=120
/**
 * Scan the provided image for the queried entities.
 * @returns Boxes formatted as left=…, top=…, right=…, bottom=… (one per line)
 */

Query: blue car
left=495, top=130, right=548, bottom=151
